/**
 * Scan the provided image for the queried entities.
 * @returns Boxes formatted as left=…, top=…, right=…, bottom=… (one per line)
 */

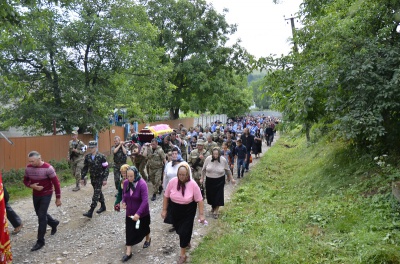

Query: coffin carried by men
left=138, top=124, right=173, bottom=143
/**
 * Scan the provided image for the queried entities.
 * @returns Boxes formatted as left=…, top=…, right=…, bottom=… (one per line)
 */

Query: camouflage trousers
left=71, top=159, right=84, bottom=185
left=192, top=168, right=202, bottom=187
left=135, top=160, right=148, bottom=181
left=148, top=167, right=163, bottom=196
left=192, top=168, right=205, bottom=199
left=90, top=178, right=105, bottom=209
left=113, top=163, right=124, bottom=190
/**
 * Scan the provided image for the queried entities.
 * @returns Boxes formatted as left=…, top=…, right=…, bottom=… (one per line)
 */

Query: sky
left=206, top=0, right=303, bottom=58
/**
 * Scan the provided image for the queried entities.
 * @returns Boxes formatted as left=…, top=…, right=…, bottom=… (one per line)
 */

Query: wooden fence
left=0, top=114, right=227, bottom=172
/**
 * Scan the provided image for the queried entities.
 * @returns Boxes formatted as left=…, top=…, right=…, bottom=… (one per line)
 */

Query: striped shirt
left=23, top=162, right=61, bottom=198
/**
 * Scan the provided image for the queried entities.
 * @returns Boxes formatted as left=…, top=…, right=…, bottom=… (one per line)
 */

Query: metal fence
left=194, top=114, right=227, bottom=128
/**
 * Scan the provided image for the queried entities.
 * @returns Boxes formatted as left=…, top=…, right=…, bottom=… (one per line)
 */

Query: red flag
left=0, top=173, right=12, bottom=263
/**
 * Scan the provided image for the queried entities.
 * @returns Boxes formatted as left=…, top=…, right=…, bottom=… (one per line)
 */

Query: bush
left=2, top=169, right=25, bottom=185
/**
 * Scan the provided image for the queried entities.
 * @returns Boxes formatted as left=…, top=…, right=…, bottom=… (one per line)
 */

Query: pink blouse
left=164, top=177, right=203, bottom=205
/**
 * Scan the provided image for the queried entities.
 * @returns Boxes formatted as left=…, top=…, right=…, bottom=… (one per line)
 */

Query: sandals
left=12, top=224, right=23, bottom=235
left=178, top=255, right=187, bottom=264
left=213, top=213, right=219, bottom=219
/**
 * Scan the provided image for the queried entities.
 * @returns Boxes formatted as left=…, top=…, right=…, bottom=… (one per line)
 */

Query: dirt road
left=9, top=138, right=275, bottom=264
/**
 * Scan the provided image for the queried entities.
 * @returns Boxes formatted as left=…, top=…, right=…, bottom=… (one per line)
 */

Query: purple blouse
left=121, top=179, right=150, bottom=218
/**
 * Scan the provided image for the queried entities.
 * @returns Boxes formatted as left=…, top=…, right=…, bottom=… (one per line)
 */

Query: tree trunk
left=169, top=108, right=180, bottom=120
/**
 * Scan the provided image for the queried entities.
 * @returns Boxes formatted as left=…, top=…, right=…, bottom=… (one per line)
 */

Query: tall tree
left=140, top=0, right=253, bottom=119
left=261, top=0, right=400, bottom=148
left=0, top=0, right=166, bottom=134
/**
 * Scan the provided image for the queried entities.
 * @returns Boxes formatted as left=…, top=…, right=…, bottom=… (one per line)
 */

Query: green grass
left=191, top=132, right=400, bottom=263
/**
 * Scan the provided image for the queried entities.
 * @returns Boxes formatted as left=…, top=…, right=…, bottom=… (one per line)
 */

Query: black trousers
left=6, top=202, right=22, bottom=228
left=33, top=194, right=58, bottom=244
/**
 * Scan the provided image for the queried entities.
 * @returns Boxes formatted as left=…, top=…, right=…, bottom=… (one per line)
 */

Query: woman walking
left=121, top=166, right=151, bottom=262
left=162, top=146, right=191, bottom=232
left=200, top=148, right=235, bottom=219
left=161, top=164, right=205, bottom=264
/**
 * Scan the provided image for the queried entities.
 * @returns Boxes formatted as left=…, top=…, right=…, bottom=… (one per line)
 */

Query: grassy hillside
left=192, top=132, right=400, bottom=263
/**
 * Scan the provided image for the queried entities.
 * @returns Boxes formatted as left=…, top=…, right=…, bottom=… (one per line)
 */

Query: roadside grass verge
left=191, top=133, right=400, bottom=263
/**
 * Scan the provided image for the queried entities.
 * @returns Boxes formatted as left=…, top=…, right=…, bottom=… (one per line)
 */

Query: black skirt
left=205, top=175, right=225, bottom=207
left=125, top=214, right=151, bottom=246
left=170, top=200, right=197, bottom=248
left=163, top=198, right=174, bottom=225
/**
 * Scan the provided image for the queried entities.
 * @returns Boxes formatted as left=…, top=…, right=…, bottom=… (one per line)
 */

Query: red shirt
left=23, top=162, right=61, bottom=198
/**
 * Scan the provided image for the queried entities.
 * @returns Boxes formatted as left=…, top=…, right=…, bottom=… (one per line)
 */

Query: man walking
left=147, top=138, right=165, bottom=201
left=81, top=141, right=109, bottom=218
left=188, top=139, right=209, bottom=187
left=23, top=151, right=61, bottom=251
left=240, top=128, right=254, bottom=172
left=112, top=136, right=127, bottom=191
left=68, top=131, right=86, bottom=191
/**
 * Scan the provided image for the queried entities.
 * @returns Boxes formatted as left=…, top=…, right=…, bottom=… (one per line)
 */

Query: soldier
left=68, top=131, right=86, bottom=191
left=130, top=142, right=149, bottom=181
left=147, top=138, right=166, bottom=201
left=205, top=135, right=218, bottom=154
left=212, top=126, right=224, bottom=147
left=179, top=128, right=189, bottom=161
left=112, top=136, right=127, bottom=191
left=188, top=139, right=209, bottom=188
left=81, top=141, right=109, bottom=218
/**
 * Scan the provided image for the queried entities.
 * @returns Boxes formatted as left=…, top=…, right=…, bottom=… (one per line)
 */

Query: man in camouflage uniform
left=81, top=141, right=109, bottom=218
left=111, top=136, right=127, bottom=191
left=205, top=135, right=218, bottom=154
left=68, top=131, right=86, bottom=191
left=147, top=138, right=165, bottom=201
left=212, top=126, right=224, bottom=147
left=188, top=139, right=209, bottom=188
left=130, top=142, right=148, bottom=181
left=179, top=128, right=189, bottom=161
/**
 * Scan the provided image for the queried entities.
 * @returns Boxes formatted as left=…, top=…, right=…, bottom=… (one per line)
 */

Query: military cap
left=197, top=139, right=205, bottom=145
left=88, top=141, right=98, bottom=148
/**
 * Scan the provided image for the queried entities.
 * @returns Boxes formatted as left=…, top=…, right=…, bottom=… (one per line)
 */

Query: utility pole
left=284, top=15, right=298, bottom=53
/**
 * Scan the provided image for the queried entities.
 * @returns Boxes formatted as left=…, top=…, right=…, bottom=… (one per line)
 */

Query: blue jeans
left=33, top=194, right=58, bottom=244
left=237, top=158, right=245, bottom=177
left=245, top=151, right=251, bottom=170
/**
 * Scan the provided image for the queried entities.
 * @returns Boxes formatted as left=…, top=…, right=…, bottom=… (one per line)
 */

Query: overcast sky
left=206, top=0, right=303, bottom=58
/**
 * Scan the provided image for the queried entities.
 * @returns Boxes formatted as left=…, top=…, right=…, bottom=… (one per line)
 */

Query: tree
left=140, top=0, right=253, bottom=119
left=260, top=0, right=400, bottom=149
left=0, top=0, right=167, bottom=134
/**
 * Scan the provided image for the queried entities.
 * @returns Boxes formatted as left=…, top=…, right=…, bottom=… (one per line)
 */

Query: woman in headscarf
left=120, top=166, right=151, bottom=262
left=162, top=146, right=192, bottom=232
left=161, top=164, right=205, bottom=264
left=114, top=164, right=130, bottom=211
left=200, top=147, right=236, bottom=219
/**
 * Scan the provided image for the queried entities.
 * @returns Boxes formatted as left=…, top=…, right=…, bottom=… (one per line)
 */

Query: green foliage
left=259, top=0, right=400, bottom=151
left=140, top=0, right=254, bottom=119
left=192, top=132, right=400, bottom=263
left=0, top=0, right=171, bottom=134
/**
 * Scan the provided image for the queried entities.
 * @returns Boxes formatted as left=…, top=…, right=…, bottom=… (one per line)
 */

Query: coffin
left=138, top=124, right=173, bottom=143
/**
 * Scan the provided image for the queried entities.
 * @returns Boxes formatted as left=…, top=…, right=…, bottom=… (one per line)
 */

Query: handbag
left=249, top=155, right=253, bottom=163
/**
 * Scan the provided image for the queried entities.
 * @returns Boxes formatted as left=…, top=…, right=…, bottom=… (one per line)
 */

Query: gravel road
left=9, top=138, right=275, bottom=264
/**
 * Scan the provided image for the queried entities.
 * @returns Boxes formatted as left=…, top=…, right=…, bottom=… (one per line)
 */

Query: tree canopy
left=0, top=0, right=253, bottom=134
left=260, top=0, right=400, bottom=150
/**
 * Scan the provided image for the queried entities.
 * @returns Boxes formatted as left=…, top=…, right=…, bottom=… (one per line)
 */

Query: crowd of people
left=4, top=114, right=279, bottom=264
